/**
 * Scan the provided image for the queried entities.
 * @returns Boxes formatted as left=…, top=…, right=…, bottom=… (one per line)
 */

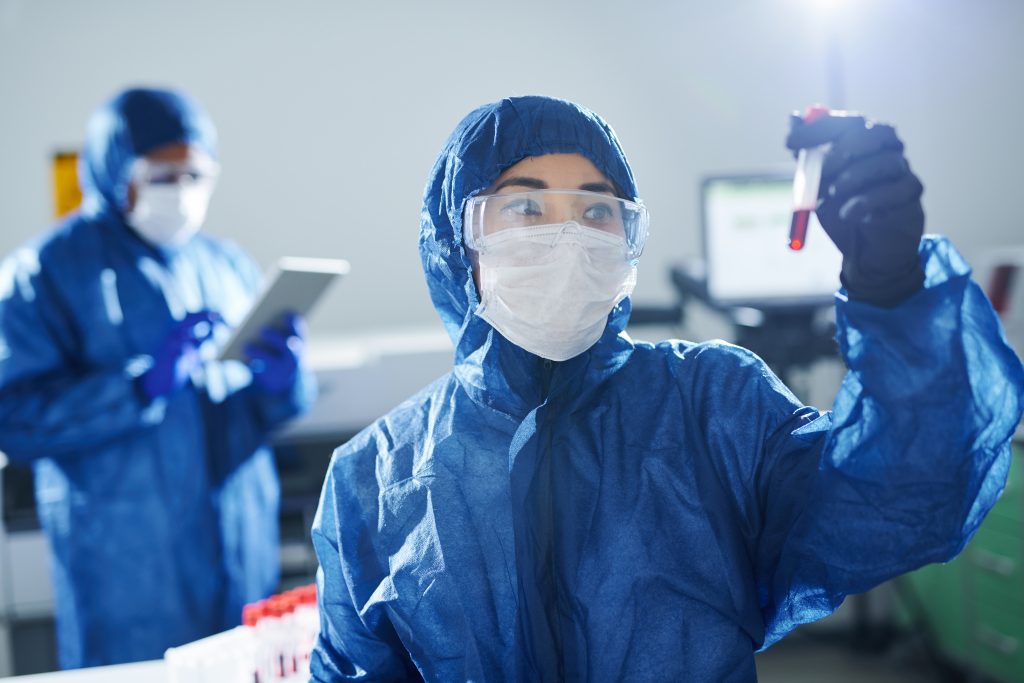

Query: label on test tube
left=789, top=105, right=830, bottom=251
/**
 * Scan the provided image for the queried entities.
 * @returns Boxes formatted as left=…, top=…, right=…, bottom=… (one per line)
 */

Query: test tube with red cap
left=294, top=584, right=320, bottom=677
left=243, top=601, right=272, bottom=683
left=789, top=105, right=831, bottom=251
left=262, top=596, right=289, bottom=680
left=238, top=585, right=320, bottom=681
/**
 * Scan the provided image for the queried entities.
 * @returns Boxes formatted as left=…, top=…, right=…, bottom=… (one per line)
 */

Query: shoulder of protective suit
left=3, top=214, right=105, bottom=293
left=34, top=213, right=99, bottom=261
left=192, top=232, right=247, bottom=260
left=619, top=338, right=783, bottom=403
left=644, top=337, right=766, bottom=371
left=195, top=232, right=261, bottom=275
left=327, top=371, right=459, bottom=490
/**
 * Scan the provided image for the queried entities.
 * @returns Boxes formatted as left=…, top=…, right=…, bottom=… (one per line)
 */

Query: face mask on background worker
left=126, top=151, right=219, bottom=247
left=463, top=181, right=648, bottom=361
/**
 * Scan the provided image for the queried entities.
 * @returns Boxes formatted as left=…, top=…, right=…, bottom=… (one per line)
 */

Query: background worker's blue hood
left=79, top=87, right=218, bottom=218
left=418, top=96, right=640, bottom=414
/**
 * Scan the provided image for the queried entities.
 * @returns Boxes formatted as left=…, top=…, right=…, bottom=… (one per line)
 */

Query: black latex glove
left=786, top=112, right=925, bottom=307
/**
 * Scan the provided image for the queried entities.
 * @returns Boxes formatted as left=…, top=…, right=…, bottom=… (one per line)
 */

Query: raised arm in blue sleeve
left=756, top=236, right=1024, bottom=646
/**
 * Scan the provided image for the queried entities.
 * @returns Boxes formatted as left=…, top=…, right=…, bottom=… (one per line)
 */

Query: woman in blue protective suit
left=310, top=96, right=1023, bottom=682
left=0, top=88, right=316, bottom=668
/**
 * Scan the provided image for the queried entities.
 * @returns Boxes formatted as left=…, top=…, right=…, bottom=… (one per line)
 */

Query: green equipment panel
left=903, top=438, right=1023, bottom=682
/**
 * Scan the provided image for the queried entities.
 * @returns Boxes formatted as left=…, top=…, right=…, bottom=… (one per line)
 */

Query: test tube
left=789, top=105, right=831, bottom=251
left=243, top=602, right=270, bottom=683
left=295, top=584, right=320, bottom=677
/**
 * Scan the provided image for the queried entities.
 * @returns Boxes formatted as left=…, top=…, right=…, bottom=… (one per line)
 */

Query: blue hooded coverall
left=0, top=89, right=315, bottom=668
left=310, top=96, right=1024, bottom=681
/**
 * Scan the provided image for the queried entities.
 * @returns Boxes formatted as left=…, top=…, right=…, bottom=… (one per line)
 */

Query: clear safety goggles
left=131, top=153, right=220, bottom=186
left=464, top=189, right=649, bottom=261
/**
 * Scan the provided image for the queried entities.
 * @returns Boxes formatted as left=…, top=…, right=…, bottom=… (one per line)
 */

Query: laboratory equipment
left=789, top=105, right=831, bottom=251
left=978, top=246, right=1024, bottom=354
left=165, top=583, right=319, bottom=683
left=670, top=173, right=844, bottom=391
left=164, top=626, right=257, bottom=683
left=700, top=173, right=842, bottom=308
left=898, top=435, right=1023, bottom=683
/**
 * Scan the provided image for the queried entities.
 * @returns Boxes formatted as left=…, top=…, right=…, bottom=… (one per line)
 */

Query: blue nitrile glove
left=786, top=111, right=925, bottom=307
left=139, top=310, right=221, bottom=401
left=245, top=311, right=306, bottom=394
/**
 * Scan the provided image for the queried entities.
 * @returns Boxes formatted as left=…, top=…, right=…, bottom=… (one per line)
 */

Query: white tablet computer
left=217, top=256, right=350, bottom=362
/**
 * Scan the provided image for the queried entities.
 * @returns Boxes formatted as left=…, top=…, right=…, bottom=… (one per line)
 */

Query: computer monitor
left=701, top=174, right=842, bottom=308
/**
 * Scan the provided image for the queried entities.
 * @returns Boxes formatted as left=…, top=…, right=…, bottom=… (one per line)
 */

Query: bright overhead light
left=803, top=0, right=851, bottom=14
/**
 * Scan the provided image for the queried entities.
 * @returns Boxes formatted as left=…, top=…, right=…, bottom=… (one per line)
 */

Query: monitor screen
left=701, top=174, right=842, bottom=307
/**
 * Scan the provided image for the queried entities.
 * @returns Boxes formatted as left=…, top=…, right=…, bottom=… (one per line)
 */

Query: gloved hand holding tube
left=786, top=109, right=925, bottom=307
left=139, top=310, right=221, bottom=401
left=245, top=311, right=306, bottom=394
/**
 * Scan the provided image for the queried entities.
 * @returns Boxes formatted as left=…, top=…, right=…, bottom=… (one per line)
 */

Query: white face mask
left=127, top=181, right=212, bottom=247
left=474, top=223, right=637, bottom=362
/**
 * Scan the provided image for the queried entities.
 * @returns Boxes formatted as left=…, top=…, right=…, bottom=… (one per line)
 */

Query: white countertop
left=3, top=660, right=166, bottom=681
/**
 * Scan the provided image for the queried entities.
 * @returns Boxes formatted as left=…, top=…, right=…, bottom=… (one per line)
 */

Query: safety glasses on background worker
left=463, top=189, right=649, bottom=262
left=131, top=152, right=221, bottom=187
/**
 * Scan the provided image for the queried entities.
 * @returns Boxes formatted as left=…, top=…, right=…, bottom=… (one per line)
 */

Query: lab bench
left=3, top=660, right=166, bottom=682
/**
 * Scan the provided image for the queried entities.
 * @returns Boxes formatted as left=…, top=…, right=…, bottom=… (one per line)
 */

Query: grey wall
left=1, top=0, right=1021, bottom=337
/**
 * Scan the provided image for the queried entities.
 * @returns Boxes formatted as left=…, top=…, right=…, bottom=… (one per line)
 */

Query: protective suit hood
left=418, top=96, right=640, bottom=415
left=79, top=87, right=218, bottom=218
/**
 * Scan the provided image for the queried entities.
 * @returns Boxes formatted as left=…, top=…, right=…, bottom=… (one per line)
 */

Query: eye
left=582, top=202, right=614, bottom=222
left=499, top=198, right=542, bottom=218
left=148, top=170, right=205, bottom=185
left=148, top=172, right=180, bottom=185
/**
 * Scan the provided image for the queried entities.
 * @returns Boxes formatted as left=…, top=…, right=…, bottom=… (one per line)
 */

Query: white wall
left=1, top=0, right=1021, bottom=337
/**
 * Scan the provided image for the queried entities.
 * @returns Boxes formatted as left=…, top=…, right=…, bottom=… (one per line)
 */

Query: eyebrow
left=493, top=177, right=547, bottom=192
left=579, top=182, right=616, bottom=195
left=492, top=177, right=618, bottom=195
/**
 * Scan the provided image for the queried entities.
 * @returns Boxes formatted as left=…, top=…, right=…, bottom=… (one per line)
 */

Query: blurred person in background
left=309, top=96, right=1023, bottom=682
left=0, top=87, right=316, bottom=668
